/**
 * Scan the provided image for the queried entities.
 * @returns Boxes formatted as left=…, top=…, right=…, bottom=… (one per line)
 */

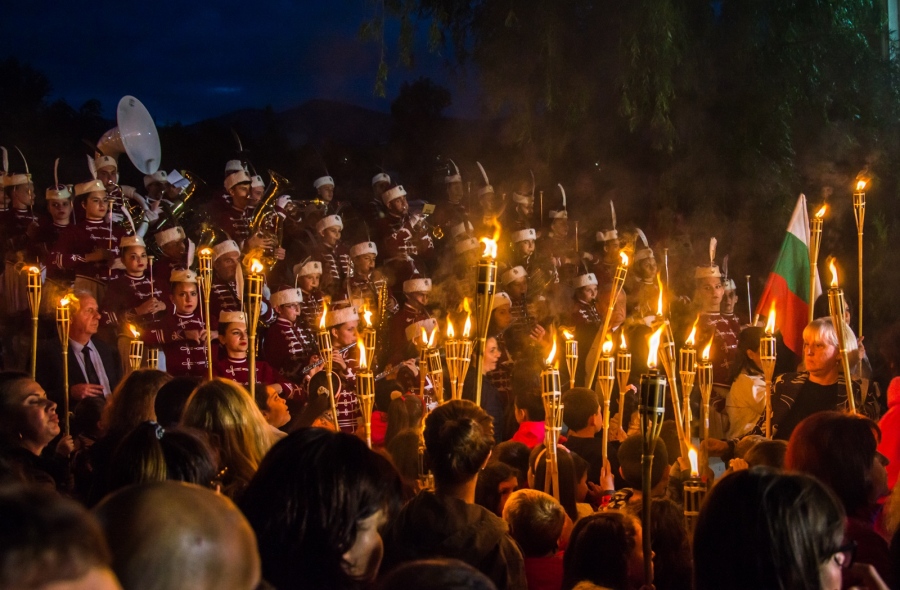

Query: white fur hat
left=224, top=160, right=245, bottom=174
left=46, top=185, right=73, bottom=201
left=455, top=237, right=480, bottom=254
left=596, top=229, right=618, bottom=242
left=450, top=221, right=473, bottom=239
left=372, top=172, right=391, bottom=186
left=501, top=266, right=527, bottom=285
left=119, top=235, right=146, bottom=250
left=314, top=175, right=334, bottom=190
left=325, top=306, right=358, bottom=327
left=143, top=170, right=168, bottom=188
left=224, top=170, right=251, bottom=190
left=212, top=239, right=240, bottom=261
left=7, top=173, right=32, bottom=186
left=271, top=287, right=304, bottom=308
left=549, top=209, right=568, bottom=219
left=634, top=248, right=655, bottom=263
left=316, top=215, right=343, bottom=234
left=445, top=159, right=462, bottom=184
left=294, top=260, right=323, bottom=277
left=350, top=241, right=378, bottom=258
left=154, top=226, right=186, bottom=247
left=723, top=278, right=736, bottom=292
left=74, top=179, right=106, bottom=196
left=405, top=318, right=438, bottom=344
left=478, top=184, right=495, bottom=197
left=170, top=268, right=198, bottom=283
left=571, top=273, right=598, bottom=289
left=492, top=291, right=512, bottom=310
left=381, top=185, right=407, bottom=205
left=250, top=174, right=265, bottom=188
left=510, top=228, right=536, bottom=243
left=94, top=155, right=117, bottom=171
left=511, top=192, right=533, bottom=205
left=219, top=311, right=247, bottom=326
left=403, top=277, right=432, bottom=293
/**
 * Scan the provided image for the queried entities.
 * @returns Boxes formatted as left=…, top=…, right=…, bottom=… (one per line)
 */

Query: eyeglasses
left=829, top=541, right=857, bottom=569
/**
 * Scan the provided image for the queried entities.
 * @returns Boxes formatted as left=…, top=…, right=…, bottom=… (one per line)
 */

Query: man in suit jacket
left=38, top=292, right=123, bottom=408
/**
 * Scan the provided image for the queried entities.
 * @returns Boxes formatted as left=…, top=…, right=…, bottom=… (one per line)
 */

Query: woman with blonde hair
left=181, top=378, right=275, bottom=499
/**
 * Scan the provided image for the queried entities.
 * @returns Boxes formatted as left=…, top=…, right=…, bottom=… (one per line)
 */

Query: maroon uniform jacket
left=263, top=317, right=318, bottom=377
left=101, top=271, right=165, bottom=332
left=208, top=278, right=275, bottom=333
left=213, top=355, right=301, bottom=399
left=51, top=218, right=125, bottom=282
left=298, top=288, right=326, bottom=331
left=314, top=242, right=353, bottom=299
left=387, top=302, right=432, bottom=364
left=374, top=213, right=435, bottom=287
left=1, top=207, right=40, bottom=260
left=697, top=312, right=742, bottom=386
left=146, top=311, right=208, bottom=377
left=571, top=297, right=601, bottom=328
left=211, top=204, right=251, bottom=246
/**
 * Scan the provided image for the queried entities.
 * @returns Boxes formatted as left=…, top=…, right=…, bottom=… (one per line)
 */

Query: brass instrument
left=154, top=170, right=205, bottom=232
left=249, top=170, right=290, bottom=269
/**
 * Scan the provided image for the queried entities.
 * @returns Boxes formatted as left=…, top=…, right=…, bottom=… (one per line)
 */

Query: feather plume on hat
left=558, top=183, right=566, bottom=209
left=709, top=237, right=717, bottom=267
left=476, top=161, right=490, bottom=186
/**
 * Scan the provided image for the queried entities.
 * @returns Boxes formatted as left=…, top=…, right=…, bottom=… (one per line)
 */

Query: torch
left=25, top=265, right=41, bottom=380
left=475, top=234, right=499, bottom=407
left=128, top=324, right=144, bottom=372
left=56, top=296, right=72, bottom=435
left=639, top=325, right=667, bottom=587
left=246, top=259, right=265, bottom=399
left=682, top=447, right=706, bottom=534
left=418, top=328, right=431, bottom=398
left=541, top=338, right=563, bottom=500
left=564, top=329, right=578, bottom=390
left=147, top=347, right=159, bottom=370
left=596, top=336, right=615, bottom=465
left=655, top=275, right=688, bottom=457
left=853, top=179, right=866, bottom=337
left=317, top=303, right=339, bottom=429
left=585, top=251, right=629, bottom=387
left=197, top=247, right=214, bottom=380
left=445, top=305, right=473, bottom=401
left=760, top=303, right=778, bottom=438
left=426, top=330, right=444, bottom=404
left=808, top=205, right=826, bottom=324
left=616, top=332, right=632, bottom=436
left=827, top=260, right=858, bottom=414
left=361, top=307, right=377, bottom=371
left=679, top=318, right=699, bottom=450
left=356, top=336, right=375, bottom=448
left=696, top=338, right=713, bottom=472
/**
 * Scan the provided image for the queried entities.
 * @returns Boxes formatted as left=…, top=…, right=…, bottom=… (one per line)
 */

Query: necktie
left=82, top=345, right=102, bottom=385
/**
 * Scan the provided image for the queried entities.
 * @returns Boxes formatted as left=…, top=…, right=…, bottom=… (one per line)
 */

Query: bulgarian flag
left=755, top=194, right=822, bottom=355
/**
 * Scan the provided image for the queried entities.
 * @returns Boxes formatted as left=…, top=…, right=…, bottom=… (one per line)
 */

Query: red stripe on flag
left=755, top=272, right=809, bottom=356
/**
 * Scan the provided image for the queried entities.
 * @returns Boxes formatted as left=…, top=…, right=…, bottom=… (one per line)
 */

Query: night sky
left=2, top=0, right=478, bottom=124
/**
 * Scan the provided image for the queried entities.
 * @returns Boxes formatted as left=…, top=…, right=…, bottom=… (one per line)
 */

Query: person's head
left=649, top=498, right=693, bottom=590
left=169, top=278, right=199, bottom=315
left=219, top=320, right=249, bottom=356
left=483, top=336, right=502, bottom=373
left=214, top=251, right=240, bottom=282
left=385, top=394, right=424, bottom=446
left=82, top=190, right=109, bottom=220
left=153, top=376, right=202, bottom=429
left=372, top=173, right=391, bottom=199
left=95, top=159, right=118, bottom=186
left=786, top=411, right=886, bottom=517
left=8, top=178, right=36, bottom=209
left=0, top=373, right=60, bottom=453
left=386, top=427, right=422, bottom=485
left=120, top=244, right=148, bottom=276
left=317, top=215, right=343, bottom=247
left=721, top=281, right=738, bottom=314
left=693, top=468, right=847, bottom=590
left=0, top=485, right=119, bottom=590
left=694, top=276, right=724, bottom=313
left=95, top=482, right=260, bottom=590
left=513, top=389, right=545, bottom=424
left=813, top=293, right=852, bottom=326
left=314, top=176, right=335, bottom=202
left=101, top=369, right=171, bottom=436
left=403, top=278, right=432, bottom=308
left=489, top=294, right=513, bottom=333
left=377, top=559, right=496, bottom=590
left=254, top=384, right=291, bottom=429
left=562, top=511, right=645, bottom=590
left=732, top=326, right=764, bottom=381
left=618, top=434, right=669, bottom=492
left=551, top=215, right=568, bottom=237
left=424, top=400, right=494, bottom=491
left=563, top=387, right=601, bottom=434
left=382, top=186, right=409, bottom=216
left=71, top=396, right=106, bottom=440
left=181, top=379, right=274, bottom=497
left=516, top=239, right=535, bottom=257
left=475, top=461, right=519, bottom=517
left=529, top=444, right=579, bottom=521
left=802, top=318, right=849, bottom=381
left=69, top=292, right=101, bottom=342
left=107, top=421, right=218, bottom=493
left=331, top=320, right=359, bottom=348
left=492, top=440, right=531, bottom=487
left=744, top=439, right=788, bottom=469
left=294, top=260, right=323, bottom=292
left=47, top=195, right=74, bottom=225
left=506, top=276, right=528, bottom=299
left=502, top=489, right=565, bottom=558
left=239, top=428, right=402, bottom=588
left=226, top=178, right=252, bottom=210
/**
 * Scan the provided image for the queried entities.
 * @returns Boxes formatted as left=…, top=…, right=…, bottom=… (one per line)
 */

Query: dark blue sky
left=2, top=0, right=478, bottom=123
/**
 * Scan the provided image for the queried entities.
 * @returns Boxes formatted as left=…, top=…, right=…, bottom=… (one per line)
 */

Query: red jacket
left=878, top=377, right=900, bottom=489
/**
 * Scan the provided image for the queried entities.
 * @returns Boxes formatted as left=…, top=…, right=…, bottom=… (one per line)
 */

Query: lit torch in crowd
left=853, top=178, right=867, bottom=336
left=639, top=325, right=667, bottom=587
left=760, top=303, right=778, bottom=438
left=25, top=265, right=41, bottom=379
left=246, top=259, right=265, bottom=399
left=541, top=337, right=563, bottom=501
left=809, top=205, right=826, bottom=324
left=475, top=229, right=499, bottom=407
left=56, top=295, right=72, bottom=435
left=596, top=336, right=615, bottom=464
left=198, top=247, right=214, bottom=380
left=564, top=329, right=578, bottom=389
left=128, top=324, right=143, bottom=372
left=679, top=318, right=698, bottom=452
left=827, top=259, right=857, bottom=414
left=356, top=336, right=375, bottom=448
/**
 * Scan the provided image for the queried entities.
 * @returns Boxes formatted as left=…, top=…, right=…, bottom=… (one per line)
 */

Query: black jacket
left=36, top=337, right=123, bottom=409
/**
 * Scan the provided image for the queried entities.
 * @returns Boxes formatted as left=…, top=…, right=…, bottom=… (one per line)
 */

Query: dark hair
left=571, top=452, right=589, bottom=484
left=386, top=394, right=424, bottom=445
left=729, top=327, right=765, bottom=382
left=0, top=371, right=33, bottom=444
left=252, top=383, right=271, bottom=413
left=102, top=369, right=171, bottom=435
left=153, top=375, right=201, bottom=429
left=502, top=489, right=565, bottom=557
left=530, top=444, right=579, bottom=521
left=785, top=411, right=881, bottom=517
left=650, top=498, right=693, bottom=590
left=0, top=484, right=111, bottom=587
left=475, top=461, right=518, bottom=516
left=378, top=558, right=497, bottom=590
left=513, top=389, right=545, bottom=422
left=423, top=400, right=494, bottom=489
left=71, top=396, right=106, bottom=440
left=693, top=468, right=844, bottom=590
left=813, top=293, right=852, bottom=323
left=240, top=428, right=402, bottom=590
left=562, top=511, right=640, bottom=590
left=386, top=428, right=422, bottom=484
left=745, top=439, right=788, bottom=469
left=107, top=422, right=218, bottom=492
left=618, top=434, right=668, bottom=488
left=562, top=387, right=599, bottom=432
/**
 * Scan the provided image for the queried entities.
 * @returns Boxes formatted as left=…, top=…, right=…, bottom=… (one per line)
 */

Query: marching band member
left=146, top=269, right=207, bottom=377
left=375, top=185, right=435, bottom=289
left=323, top=305, right=361, bottom=434
left=213, top=169, right=253, bottom=245
left=40, top=181, right=75, bottom=315
left=508, top=228, right=538, bottom=274
left=313, top=214, right=352, bottom=299
left=570, top=272, right=601, bottom=328
left=429, top=159, right=468, bottom=235
left=208, top=239, right=275, bottom=333
left=293, top=260, right=326, bottom=331
left=504, top=180, right=536, bottom=232
left=348, top=240, right=397, bottom=317
left=387, top=277, right=433, bottom=364
left=263, top=286, right=318, bottom=380
left=1, top=162, right=39, bottom=317
left=249, top=174, right=265, bottom=208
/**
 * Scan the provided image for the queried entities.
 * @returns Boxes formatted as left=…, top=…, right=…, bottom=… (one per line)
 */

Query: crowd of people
left=1, top=147, right=899, bottom=589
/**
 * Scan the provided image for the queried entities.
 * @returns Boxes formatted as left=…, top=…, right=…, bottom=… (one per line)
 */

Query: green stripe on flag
left=771, top=231, right=811, bottom=303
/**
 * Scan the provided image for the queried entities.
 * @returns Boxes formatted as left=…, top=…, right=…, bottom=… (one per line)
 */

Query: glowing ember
left=27, top=266, right=40, bottom=275
left=250, top=259, right=264, bottom=274
left=199, top=247, right=212, bottom=257
left=765, top=302, right=776, bottom=335
left=59, top=296, right=70, bottom=307
left=648, top=326, right=665, bottom=369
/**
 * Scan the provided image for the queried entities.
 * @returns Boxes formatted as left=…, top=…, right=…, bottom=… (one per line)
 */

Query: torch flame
left=358, top=337, right=367, bottom=369
left=199, top=247, right=212, bottom=257
left=563, top=330, right=574, bottom=340
left=701, top=337, right=713, bottom=361
left=545, top=337, right=558, bottom=366
left=765, top=302, right=776, bottom=335
left=815, top=205, right=827, bottom=218
left=59, top=296, right=70, bottom=307
left=427, top=327, right=437, bottom=348
left=619, top=251, right=629, bottom=266
left=129, top=324, right=140, bottom=339
left=250, top=258, right=264, bottom=274
left=656, top=273, right=664, bottom=316
left=856, top=179, right=867, bottom=192
left=480, top=238, right=498, bottom=259
left=319, top=302, right=328, bottom=330
left=27, top=266, right=40, bottom=275
left=463, top=314, right=472, bottom=338
left=421, top=327, right=428, bottom=347
left=620, top=333, right=628, bottom=350
left=647, top=326, right=665, bottom=369
left=363, top=308, right=373, bottom=327
left=688, top=447, right=699, bottom=477
left=462, top=297, right=472, bottom=315
left=602, top=335, right=613, bottom=355
left=447, top=318, right=455, bottom=338
left=829, top=258, right=839, bottom=288
left=686, top=317, right=699, bottom=347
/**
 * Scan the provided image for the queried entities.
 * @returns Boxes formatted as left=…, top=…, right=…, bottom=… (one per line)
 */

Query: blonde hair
left=803, top=317, right=859, bottom=367
left=181, top=379, right=275, bottom=498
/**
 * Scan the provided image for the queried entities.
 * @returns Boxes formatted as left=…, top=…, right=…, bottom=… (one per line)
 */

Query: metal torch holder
left=828, top=288, right=857, bottom=414
left=683, top=476, right=707, bottom=535
left=445, top=337, right=473, bottom=401
left=541, top=367, right=563, bottom=500
left=129, top=339, right=144, bottom=372
left=759, top=334, right=777, bottom=437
